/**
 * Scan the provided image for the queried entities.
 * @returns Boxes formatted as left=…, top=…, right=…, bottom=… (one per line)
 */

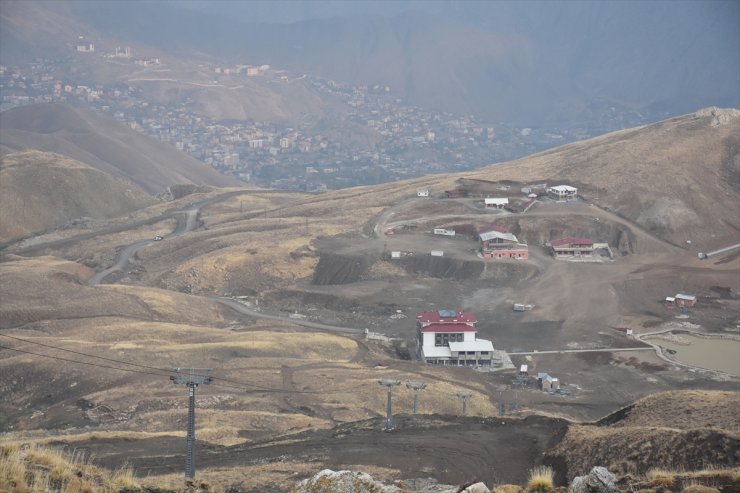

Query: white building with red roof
left=548, top=237, right=594, bottom=257
left=417, top=310, right=493, bottom=365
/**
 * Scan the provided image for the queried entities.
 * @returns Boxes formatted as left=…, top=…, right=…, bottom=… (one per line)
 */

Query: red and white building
left=548, top=237, right=594, bottom=257
left=417, top=310, right=494, bottom=366
left=478, top=226, right=528, bottom=259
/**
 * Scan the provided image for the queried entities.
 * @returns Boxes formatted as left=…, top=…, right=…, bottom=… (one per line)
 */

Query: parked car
left=154, top=235, right=164, bottom=241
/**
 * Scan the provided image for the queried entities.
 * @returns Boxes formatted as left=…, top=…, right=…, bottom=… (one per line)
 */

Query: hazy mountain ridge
left=0, top=103, right=239, bottom=194
left=9, top=0, right=736, bottom=123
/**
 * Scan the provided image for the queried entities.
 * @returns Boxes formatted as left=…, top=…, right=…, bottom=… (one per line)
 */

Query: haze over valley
left=0, top=2, right=739, bottom=492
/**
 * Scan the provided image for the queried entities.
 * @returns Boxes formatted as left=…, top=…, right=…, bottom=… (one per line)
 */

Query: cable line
left=0, top=334, right=322, bottom=394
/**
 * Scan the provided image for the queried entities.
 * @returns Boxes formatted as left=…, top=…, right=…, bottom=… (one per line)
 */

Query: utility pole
left=455, top=391, right=472, bottom=416
left=405, top=381, right=427, bottom=414
left=378, top=379, right=401, bottom=431
left=171, top=368, right=213, bottom=480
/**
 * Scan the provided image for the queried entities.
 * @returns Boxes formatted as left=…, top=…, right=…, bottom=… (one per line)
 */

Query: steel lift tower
left=378, top=379, right=401, bottom=431
left=455, top=391, right=473, bottom=416
left=405, top=381, right=427, bottom=414
left=171, top=368, right=213, bottom=479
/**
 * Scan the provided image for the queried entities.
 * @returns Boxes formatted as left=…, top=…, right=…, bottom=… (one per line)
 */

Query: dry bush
left=0, top=442, right=140, bottom=493
left=494, top=485, right=523, bottom=493
left=646, top=468, right=678, bottom=487
left=527, top=466, right=554, bottom=491
left=681, top=482, right=719, bottom=493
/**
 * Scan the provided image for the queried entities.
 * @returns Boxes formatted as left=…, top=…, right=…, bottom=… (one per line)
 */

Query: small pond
left=645, top=333, right=740, bottom=376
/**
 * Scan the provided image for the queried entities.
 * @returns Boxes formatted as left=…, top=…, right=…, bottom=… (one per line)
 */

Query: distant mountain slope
left=0, top=104, right=238, bottom=194
left=0, top=151, right=154, bottom=242
left=464, top=107, right=740, bottom=250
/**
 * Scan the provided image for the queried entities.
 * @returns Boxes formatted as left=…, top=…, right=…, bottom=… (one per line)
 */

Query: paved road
left=508, top=347, right=652, bottom=356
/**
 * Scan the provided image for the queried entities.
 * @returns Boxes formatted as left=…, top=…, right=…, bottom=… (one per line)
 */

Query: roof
left=422, top=346, right=452, bottom=358
left=550, top=237, right=594, bottom=247
left=417, top=310, right=478, bottom=324
left=484, top=198, right=509, bottom=205
left=675, top=293, right=696, bottom=300
left=479, top=230, right=519, bottom=243
left=420, top=323, right=478, bottom=333
left=449, top=339, right=494, bottom=353
left=665, top=297, right=676, bottom=302
left=548, top=185, right=577, bottom=192
left=479, top=224, right=510, bottom=234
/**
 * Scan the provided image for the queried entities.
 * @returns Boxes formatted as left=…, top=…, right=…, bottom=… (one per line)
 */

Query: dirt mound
left=397, top=255, right=484, bottom=280
left=547, top=391, right=740, bottom=479
left=313, top=253, right=375, bottom=285
left=597, top=390, right=740, bottom=431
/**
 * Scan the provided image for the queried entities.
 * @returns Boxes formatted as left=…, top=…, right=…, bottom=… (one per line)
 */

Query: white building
left=417, top=310, right=494, bottom=366
left=417, top=188, right=430, bottom=197
left=484, top=198, right=509, bottom=209
left=546, top=185, right=578, bottom=201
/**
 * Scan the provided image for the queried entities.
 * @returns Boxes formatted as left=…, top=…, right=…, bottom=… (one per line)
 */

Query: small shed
left=417, top=188, right=430, bottom=197
left=675, top=293, right=697, bottom=306
left=391, top=251, right=401, bottom=259
left=431, top=250, right=444, bottom=257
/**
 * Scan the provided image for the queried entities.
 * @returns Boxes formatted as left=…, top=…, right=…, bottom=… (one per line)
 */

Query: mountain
left=0, top=151, right=154, bottom=242
left=464, top=107, right=740, bottom=249
left=0, top=104, right=238, bottom=194
left=9, top=0, right=736, bottom=123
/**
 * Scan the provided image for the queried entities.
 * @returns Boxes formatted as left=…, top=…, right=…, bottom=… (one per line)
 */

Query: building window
left=480, top=351, right=489, bottom=355
left=435, top=334, right=442, bottom=346
left=456, top=333, right=463, bottom=342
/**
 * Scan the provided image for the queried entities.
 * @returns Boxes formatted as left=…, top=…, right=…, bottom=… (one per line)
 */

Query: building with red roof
left=548, top=237, right=594, bottom=257
left=416, top=310, right=493, bottom=366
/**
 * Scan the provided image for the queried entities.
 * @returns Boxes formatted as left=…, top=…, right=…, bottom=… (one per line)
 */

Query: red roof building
left=417, top=309, right=478, bottom=326
left=419, top=323, right=478, bottom=333
left=549, top=237, right=595, bottom=257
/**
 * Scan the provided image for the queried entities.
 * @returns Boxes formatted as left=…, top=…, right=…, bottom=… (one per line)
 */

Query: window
left=435, top=334, right=442, bottom=346
left=480, top=352, right=489, bottom=355
left=456, top=333, right=463, bottom=342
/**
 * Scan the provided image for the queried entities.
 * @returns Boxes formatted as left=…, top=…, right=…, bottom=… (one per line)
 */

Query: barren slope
left=0, top=104, right=238, bottom=194
left=464, top=108, right=740, bottom=249
left=0, top=151, right=153, bottom=242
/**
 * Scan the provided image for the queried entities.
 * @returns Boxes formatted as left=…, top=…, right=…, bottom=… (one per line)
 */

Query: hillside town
left=0, top=48, right=665, bottom=191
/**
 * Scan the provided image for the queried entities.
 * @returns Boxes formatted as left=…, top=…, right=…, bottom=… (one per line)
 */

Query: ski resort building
left=478, top=227, right=528, bottom=259
left=417, top=310, right=494, bottom=366
left=547, top=185, right=578, bottom=201
left=548, top=237, right=595, bottom=257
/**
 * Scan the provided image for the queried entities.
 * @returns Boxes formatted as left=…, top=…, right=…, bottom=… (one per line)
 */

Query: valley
left=2, top=109, right=739, bottom=490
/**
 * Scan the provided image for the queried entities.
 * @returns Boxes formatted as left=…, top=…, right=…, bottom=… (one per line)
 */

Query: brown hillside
left=0, top=151, right=153, bottom=242
left=464, top=107, right=740, bottom=250
left=546, top=391, right=740, bottom=477
left=0, top=103, right=238, bottom=194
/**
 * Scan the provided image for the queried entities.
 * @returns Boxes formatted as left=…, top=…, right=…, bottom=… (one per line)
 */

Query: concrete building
left=547, top=185, right=578, bottom=201
left=478, top=227, right=528, bottom=259
left=549, top=237, right=595, bottom=257
left=484, top=197, right=509, bottom=209
left=417, top=310, right=493, bottom=366
left=417, top=188, right=430, bottom=197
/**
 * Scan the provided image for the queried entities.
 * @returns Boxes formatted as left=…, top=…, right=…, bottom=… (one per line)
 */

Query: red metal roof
left=420, top=323, right=478, bottom=333
left=417, top=310, right=478, bottom=324
left=550, top=237, right=593, bottom=247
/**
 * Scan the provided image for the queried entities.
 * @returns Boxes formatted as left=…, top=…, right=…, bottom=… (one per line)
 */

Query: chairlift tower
left=405, top=381, right=427, bottom=414
left=455, top=391, right=473, bottom=416
left=171, top=368, right=213, bottom=479
left=379, top=379, right=401, bottom=431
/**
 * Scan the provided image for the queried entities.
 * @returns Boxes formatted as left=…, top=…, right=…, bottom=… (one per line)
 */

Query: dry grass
left=494, top=485, right=523, bottom=493
left=0, top=441, right=140, bottom=493
left=527, top=466, right=554, bottom=491
left=646, top=467, right=678, bottom=487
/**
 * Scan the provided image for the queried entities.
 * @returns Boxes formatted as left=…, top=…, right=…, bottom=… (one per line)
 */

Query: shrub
left=527, top=466, right=554, bottom=492
left=646, top=468, right=677, bottom=487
